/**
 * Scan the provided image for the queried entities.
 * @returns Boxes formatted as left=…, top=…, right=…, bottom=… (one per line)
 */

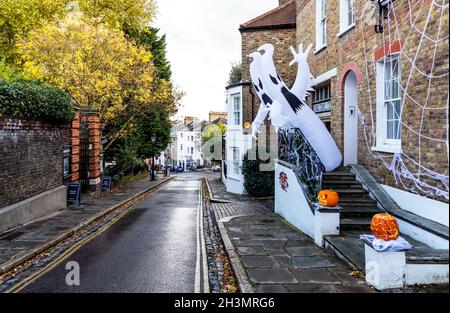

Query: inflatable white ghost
left=249, top=43, right=343, bottom=172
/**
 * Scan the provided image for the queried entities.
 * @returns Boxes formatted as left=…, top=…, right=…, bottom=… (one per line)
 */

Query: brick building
left=294, top=0, right=448, bottom=206
left=229, top=0, right=448, bottom=205
left=223, top=0, right=297, bottom=194
left=237, top=0, right=449, bottom=285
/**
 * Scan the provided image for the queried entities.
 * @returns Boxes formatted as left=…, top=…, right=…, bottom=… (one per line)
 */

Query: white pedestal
left=364, top=244, right=406, bottom=290
left=314, top=206, right=341, bottom=247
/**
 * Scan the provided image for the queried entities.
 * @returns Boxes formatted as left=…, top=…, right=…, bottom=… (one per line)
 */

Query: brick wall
left=0, top=119, right=67, bottom=208
left=296, top=0, right=449, bottom=200
left=241, top=28, right=297, bottom=141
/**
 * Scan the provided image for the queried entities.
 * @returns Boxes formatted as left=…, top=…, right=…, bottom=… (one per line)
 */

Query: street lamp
left=150, top=134, right=157, bottom=181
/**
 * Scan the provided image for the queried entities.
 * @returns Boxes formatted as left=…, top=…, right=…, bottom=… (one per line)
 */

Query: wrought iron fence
left=278, top=128, right=325, bottom=202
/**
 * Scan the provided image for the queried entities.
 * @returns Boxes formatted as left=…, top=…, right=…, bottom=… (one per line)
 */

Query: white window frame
left=231, top=93, right=241, bottom=127
left=373, top=53, right=403, bottom=154
left=232, top=147, right=240, bottom=176
left=315, top=0, right=327, bottom=52
left=338, top=0, right=355, bottom=37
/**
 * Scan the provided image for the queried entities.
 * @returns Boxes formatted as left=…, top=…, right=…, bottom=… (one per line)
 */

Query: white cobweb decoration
left=355, top=0, right=449, bottom=200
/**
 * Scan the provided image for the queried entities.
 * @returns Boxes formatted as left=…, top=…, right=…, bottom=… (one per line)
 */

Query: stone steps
left=323, top=181, right=362, bottom=189
left=322, top=167, right=378, bottom=229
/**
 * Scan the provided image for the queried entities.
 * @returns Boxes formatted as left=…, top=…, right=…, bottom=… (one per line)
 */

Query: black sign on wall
left=101, top=176, right=112, bottom=193
left=67, top=183, right=81, bottom=206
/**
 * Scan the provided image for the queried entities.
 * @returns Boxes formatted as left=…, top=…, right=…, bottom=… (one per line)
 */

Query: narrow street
left=10, top=174, right=206, bottom=293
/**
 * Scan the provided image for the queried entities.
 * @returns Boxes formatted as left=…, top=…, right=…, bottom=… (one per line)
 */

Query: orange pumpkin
left=371, top=213, right=400, bottom=241
left=318, top=190, right=339, bottom=207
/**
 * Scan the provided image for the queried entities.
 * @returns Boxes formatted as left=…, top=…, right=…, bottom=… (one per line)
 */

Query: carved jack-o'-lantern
left=318, top=190, right=339, bottom=207
left=371, top=213, right=400, bottom=241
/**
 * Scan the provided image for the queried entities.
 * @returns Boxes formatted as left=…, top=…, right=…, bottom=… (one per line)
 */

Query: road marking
left=5, top=208, right=133, bottom=293
left=199, top=183, right=210, bottom=293
left=194, top=180, right=202, bottom=293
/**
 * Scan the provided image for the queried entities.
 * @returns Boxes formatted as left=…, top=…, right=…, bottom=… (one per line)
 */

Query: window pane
left=234, top=112, right=240, bottom=125
left=387, top=120, right=394, bottom=139
left=392, top=80, right=400, bottom=99
left=387, top=101, right=394, bottom=120
left=393, top=120, right=400, bottom=140
left=385, top=60, right=392, bottom=81
left=348, top=0, right=354, bottom=25
left=234, top=96, right=240, bottom=110
left=394, top=100, right=401, bottom=119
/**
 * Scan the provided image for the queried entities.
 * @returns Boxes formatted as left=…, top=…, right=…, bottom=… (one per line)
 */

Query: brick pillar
left=69, top=109, right=81, bottom=182
left=81, top=107, right=102, bottom=192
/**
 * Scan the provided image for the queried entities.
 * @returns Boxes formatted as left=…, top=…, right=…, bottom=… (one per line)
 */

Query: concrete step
left=323, top=180, right=362, bottom=189
left=323, top=172, right=356, bottom=181
left=340, top=217, right=372, bottom=231
left=324, top=231, right=449, bottom=273
left=340, top=207, right=383, bottom=220
left=339, top=198, right=378, bottom=206
left=333, top=189, right=368, bottom=194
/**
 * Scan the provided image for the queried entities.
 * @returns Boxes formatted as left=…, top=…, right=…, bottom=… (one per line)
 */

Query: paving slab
left=291, top=256, right=337, bottom=268
left=246, top=268, right=298, bottom=284
left=221, top=212, right=375, bottom=293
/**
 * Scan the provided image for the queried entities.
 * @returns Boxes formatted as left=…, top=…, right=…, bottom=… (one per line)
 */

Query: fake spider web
left=354, top=0, right=449, bottom=200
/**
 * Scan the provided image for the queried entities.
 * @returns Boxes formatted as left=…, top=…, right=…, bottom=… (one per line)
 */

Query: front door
left=344, top=72, right=358, bottom=166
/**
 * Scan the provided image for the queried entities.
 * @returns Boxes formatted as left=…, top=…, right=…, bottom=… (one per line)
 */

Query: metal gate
left=79, top=120, right=90, bottom=192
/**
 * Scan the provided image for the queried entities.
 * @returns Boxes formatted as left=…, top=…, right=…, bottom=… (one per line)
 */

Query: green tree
left=202, top=122, right=226, bottom=161
left=227, top=62, right=242, bottom=86
left=125, top=26, right=172, bottom=81
left=137, top=109, right=172, bottom=158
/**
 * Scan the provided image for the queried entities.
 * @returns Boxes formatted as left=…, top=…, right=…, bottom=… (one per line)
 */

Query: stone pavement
left=222, top=213, right=375, bottom=293
left=0, top=175, right=173, bottom=269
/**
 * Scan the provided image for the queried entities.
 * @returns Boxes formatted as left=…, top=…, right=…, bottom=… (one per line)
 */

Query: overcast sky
left=154, top=0, right=278, bottom=121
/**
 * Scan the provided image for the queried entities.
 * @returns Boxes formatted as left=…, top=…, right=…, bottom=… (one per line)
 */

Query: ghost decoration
left=249, top=43, right=342, bottom=172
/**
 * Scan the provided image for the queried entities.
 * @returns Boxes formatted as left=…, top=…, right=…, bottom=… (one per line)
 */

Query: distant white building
left=223, top=83, right=252, bottom=194
left=169, top=117, right=204, bottom=170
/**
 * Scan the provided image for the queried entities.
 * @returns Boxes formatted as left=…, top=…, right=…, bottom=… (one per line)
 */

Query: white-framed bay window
left=231, top=93, right=241, bottom=127
left=316, top=0, right=327, bottom=51
left=374, top=53, right=402, bottom=153
left=339, top=0, right=355, bottom=36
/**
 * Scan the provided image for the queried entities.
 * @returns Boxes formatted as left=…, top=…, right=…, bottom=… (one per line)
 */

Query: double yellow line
left=5, top=208, right=133, bottom=293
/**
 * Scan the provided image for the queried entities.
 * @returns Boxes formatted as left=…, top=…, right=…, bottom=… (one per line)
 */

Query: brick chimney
left=184, top=116, right=194, bottom=126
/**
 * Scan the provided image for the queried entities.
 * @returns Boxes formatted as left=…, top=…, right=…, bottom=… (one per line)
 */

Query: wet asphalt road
left=19, top=175, right=202, bottom=293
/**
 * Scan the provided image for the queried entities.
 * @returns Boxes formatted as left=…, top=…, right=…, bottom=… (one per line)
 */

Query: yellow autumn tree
left=18, top=14, right=160, bottom=122
left=0, top=0, right=68, bottom=63
left=0, top=0, right=156, bottom=69
left=78, top=0, right=157, bottom=30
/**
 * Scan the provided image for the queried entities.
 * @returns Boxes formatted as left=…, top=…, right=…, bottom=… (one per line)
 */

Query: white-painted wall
left=382, top=185, right=449, bottom=227
left=224, top=85, right=253, bottom=195
left=172, top=124, right=203, bottom=168
left=275, top=162, right=315, bottom=238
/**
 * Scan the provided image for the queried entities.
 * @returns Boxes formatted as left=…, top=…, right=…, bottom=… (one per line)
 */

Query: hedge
left=242, top=146, right=275, bottom=197
left=0, top=79, right=74, bottom=124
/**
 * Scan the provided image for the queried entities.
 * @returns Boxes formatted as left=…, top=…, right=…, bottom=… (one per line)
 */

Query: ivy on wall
left=0, top=79, right=74, bottom=124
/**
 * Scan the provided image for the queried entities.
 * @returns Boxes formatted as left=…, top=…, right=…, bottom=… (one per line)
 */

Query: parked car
left=175, top=166, right=184, bottom=173
left=211, top=165, right=221, bottom=172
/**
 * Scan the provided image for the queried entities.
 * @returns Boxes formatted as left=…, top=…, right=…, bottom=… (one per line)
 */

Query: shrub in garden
left=242, top=146, right=275, bottom=197
left=0, top=79, right=74, bottom=124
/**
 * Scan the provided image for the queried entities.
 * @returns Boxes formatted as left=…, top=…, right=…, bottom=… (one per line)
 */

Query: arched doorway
left=344, top=71, right=358, bottom=165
